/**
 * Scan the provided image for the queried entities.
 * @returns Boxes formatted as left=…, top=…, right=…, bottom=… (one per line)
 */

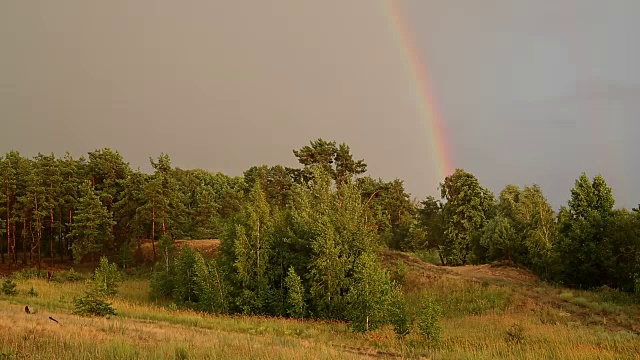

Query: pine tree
left=68, top=182, right=115, bottom=262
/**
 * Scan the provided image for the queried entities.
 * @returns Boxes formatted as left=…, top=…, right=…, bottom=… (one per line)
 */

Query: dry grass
left=1, top=252, right=639, bottom=359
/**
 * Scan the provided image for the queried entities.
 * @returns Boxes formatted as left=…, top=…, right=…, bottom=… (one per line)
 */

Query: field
left=1, top=247, right=639, bottom=359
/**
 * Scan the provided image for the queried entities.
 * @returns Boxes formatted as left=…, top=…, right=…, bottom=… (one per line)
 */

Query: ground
left=1, top=243, right=639, bottom=359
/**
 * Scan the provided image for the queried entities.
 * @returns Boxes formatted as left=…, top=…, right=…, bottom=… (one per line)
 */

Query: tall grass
left=2, top=268, right=640, bottom=359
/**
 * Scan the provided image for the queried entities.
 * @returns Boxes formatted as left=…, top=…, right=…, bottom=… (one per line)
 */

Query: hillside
left=1, top=247, right=639, bottom=359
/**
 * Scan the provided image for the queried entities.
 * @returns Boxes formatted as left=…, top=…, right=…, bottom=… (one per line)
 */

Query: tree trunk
left=507, top=246, right=513, bottom=265
left=3, top=195, right=9, bottom=265
left=12, top=222, right=17, bottom=264
left=50, top=210, right=54, bottom=266
left=58, top=218, right=63, bottom=262
left=30, top=222, right=35, bottom=265
left=151, top=198, right=156, bottom=261
left=22, top=218, right=27, bottom=265
left=66, top=209, right=72, bottom=260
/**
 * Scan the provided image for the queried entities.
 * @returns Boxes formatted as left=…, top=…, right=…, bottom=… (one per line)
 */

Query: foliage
left=1, top=279, right=17, bottom=295
left=345, top=252, right=396, bottom=332
left=73, top=257, right=121, bottom=317
left=416, top=296, right=442, bottom=342
left=440, top=169, right=495, bottom=265
left=68, top=182, right=116, bottom=262
left=52, top=269, right=85, bottom=283
left=284, top=266, right=305, bottom=319
left=27, top=286, right=38, bottom=297
left=91, top=256, right=123, bottom=297
left=73, top=291, right=117, bottom=317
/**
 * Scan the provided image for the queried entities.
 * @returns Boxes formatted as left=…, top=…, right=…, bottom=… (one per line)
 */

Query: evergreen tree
left=68, top=182, right=115, bottom=262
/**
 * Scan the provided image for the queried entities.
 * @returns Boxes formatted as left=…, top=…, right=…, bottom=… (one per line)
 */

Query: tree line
left=1, top=138, right=639, bottom=303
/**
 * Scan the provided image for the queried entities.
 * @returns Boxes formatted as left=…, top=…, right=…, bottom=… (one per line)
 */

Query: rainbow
left=381, top=0, right=454, bottom=182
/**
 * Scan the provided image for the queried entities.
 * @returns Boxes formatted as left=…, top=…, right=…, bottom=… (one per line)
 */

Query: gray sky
left=1, top=1, right=639, bottom=209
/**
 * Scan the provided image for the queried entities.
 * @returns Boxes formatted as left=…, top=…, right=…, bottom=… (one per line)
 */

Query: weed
left=505, top=323, right=526, bottom=344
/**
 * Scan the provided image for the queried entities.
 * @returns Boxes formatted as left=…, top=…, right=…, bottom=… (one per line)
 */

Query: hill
left=1, top=248, right=639, bottom=359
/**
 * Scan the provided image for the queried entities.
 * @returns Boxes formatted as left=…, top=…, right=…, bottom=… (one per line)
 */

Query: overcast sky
left=1, top=0, right=639, bottom=209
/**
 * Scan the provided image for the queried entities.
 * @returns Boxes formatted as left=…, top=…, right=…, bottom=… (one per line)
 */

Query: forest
left=1, top=138, right=640, bottom=332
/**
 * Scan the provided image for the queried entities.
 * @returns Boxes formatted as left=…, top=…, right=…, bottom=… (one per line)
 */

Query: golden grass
left=2, top=254, right=640, bottom=359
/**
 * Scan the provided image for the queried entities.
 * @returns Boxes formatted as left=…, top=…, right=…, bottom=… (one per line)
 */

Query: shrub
left=73, top=257, right=121, bottom=317
left=392, top=260, right=408, bottom=285
left=417, top=296, right=442, bottom=343
left=1, top=279, right=17, bottom=296
left=389, top=286, right=410, bottom=336
left=28, top=287, right=38, bottom=297
left=91, top=256, right=122, bottom=297
left=73, top=291, right=117, bottom=317
left=11, top=268, right=46, bottom=280
left=52, top=269, right=85, bottom=283
left=505, top=323, right=525, bottom=344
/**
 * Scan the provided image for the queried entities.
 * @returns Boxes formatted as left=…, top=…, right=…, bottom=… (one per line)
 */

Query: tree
left=91, top=256, right=122, bottom=297
left=284, top=266, right=305, bottom=319
left=478, top=184, right=555, bottom=270
left=0, top=151, right=27, bottom=265
left=440, top=169, right=495, bottom=265
left=58, top=153, right=87, bottom=261
left=68, top=182, right=115, bottom=262
left=113, top=170, right=149, bottom=260
left=140, top=154, right=185, bottom=260
left=34, top=153, right=62, bottom=266
left=555, top=173, right=616, bottom=288
left=357, top=177, right=415, bottom=249
left=73, top=256, right=121, bottom=317
left=232, top=182, right=275, bottom=314
left=292, top=139, right=367, bottom=190
left=345, top=251, right=396, bottom=332
left=413, top=196, right=446, bottom=263
left=193, top=254, right=229, bottom=314
left=480, top=215, right=517, bottom=264
left=87, top=148, right=130, bottom=212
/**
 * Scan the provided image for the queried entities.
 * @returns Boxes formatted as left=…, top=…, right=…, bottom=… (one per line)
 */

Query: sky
left=1, top=0, right=639, bottom=209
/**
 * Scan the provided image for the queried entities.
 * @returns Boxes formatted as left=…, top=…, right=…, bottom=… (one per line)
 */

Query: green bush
left=28, top=287, right=38, bottom=297
left=417, top=296, right=442, bottom=343
left=392, top=260, right=408, bottom=285
left=11, top=268, right=47, bottom=280
left=91, top=256, right=122, bottom=297
left=389, top=286, right=410, bottom=336
left=1, top=279, right=17, bottom=296
left=52, top=269, right=85, bottom=283
left=73, top=291, right=116, bottom=317
left=73, top=257, right=121, bottom=317
left=415, top=250, right=443, bottom=266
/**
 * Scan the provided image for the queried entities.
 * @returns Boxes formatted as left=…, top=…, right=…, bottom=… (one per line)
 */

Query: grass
left=1, top=255, right=640, bottom=359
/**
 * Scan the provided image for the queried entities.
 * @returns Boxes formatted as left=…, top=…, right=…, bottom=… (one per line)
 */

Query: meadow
left=1, top=251, right=639, bottom=360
